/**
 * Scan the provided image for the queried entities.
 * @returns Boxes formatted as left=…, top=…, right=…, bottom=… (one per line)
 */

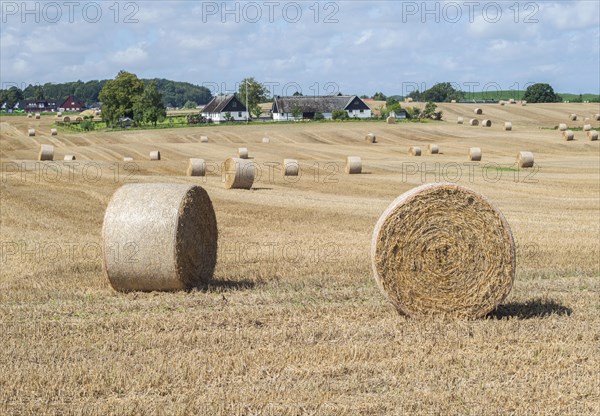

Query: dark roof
left=60, top=96, right=85, bottom=109
left=272, top=95, right=369, bottom=113
left=201, top=94, right=247, bottom=113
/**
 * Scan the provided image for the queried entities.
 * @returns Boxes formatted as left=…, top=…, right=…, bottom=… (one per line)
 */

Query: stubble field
left=1, top=103, right=599, bottom=415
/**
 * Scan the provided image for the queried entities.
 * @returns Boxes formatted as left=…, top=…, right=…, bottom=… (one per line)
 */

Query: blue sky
left=1, top=0, right=599, bottom=96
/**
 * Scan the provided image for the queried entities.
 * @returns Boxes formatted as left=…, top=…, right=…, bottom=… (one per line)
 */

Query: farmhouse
left=201, top=94, right=249, bottom=123
left=59, top=96, right=86, bottom=112
left=271, top=95, right=372, bottom=121
left=7, top=100, right=59, bottom=113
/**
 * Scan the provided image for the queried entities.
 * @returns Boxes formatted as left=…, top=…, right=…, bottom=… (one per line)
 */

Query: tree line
left=0, top=78, right=212, bottom=109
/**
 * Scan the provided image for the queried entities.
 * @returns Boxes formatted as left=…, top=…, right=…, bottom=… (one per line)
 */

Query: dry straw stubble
left=517, top=151, right=534, bottom=168
left=224, top=157, right=255, bottom=189
left=102, top=183, right=218, bottom=292
left=371, top=183, right=515, bottom=318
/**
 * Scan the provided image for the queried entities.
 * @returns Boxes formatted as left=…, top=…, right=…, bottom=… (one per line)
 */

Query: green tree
left=33, top=86, right=45, bottom=100
left=1, top=86, right=24, bottom=109
left=238, top=78, right=268, bottom=111
left=421, top=82, right=464, bottom=102
left=332, top=109, right=349, bottom=120
left=99, top=71, right=145, bottom=127
left=251, top=104, right=263, bottom=119
left=373, top=92, right=387, bottom=101
left=522, top=83, right=561, bottom=103
left=292, top=91, right=303, bottom=96
left=386, top=97, right=402, bottom=116
left=423, top=101, right=437, bottom=118
left=134, top=80, right=166, bottom=127
left=314, top=112, right=325, bottom=121
left=183, top=100, right=198, bottom=109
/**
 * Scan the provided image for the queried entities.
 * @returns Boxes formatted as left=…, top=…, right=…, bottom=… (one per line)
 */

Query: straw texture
left=365, top=133, right=377, bottom=143
left=224, top=157, right=255, bottom=189
left=262, top=137, right=270, bottom=144
left=102, top=183, right=218, bottom=292
left=200, top=136, right=209, bottom=143
left=28, top=129, right=35, bottom=137
left=283, top=159, right=300, bottom=176
left=38, top=144, right=54, bottom=161
left=563, top=130, right=574, bottom=141
left=474, top=108, right=483, bottom=115
left=187, top=158, right=206, bottom=176
left=409, top=146, right=422, bottom=156
left=469, top=147, right=482, bottom=161
left=123, top=157, right=134, bottom=162
left=558, top=123, right=567, bottom=131
left=569, top=114, right=577, bottom=121
left=517, top=151, right=534, bottom=168
left=504, top=122, right=512, bottom=131
left=63, top=155, right=76, bottom=161
left=583, top=124, right=592, bottom=131
left=427, top=144, right=439, bottom=154
left=587, top=131, right=598, bottom=141
left=345, top=156, right=362, bottom=174
left=481, top=119, right=492, bottom=127
left=457, top=117, right=464, bottom=124
left=51, top=128, right=58, bottom=135
left=150, top=151, right=161, bottom=161
left=370, top=183, right=515, bottom=318
left=238, top=147, right=249, bottom=159
left=469, top=119, right=479, bottom=126
left=386, top=116, right=396, bottom=124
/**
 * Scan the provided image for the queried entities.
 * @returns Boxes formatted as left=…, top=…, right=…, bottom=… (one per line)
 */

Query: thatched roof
left=202, top=94, right=247, bottom=113
left=272, top=95, right=369, bottom=114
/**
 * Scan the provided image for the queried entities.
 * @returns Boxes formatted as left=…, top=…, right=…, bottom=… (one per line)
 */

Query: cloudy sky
left=1, top=0, right=598, bottom=97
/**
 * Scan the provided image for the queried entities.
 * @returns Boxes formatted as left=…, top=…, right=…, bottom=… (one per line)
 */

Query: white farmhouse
left=271, top=95, right=372, bottom=121
left=201, top=94, right=249, bottom=123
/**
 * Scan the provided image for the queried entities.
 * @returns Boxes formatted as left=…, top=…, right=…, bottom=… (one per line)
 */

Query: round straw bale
left=521, top=101, right=527, bottom=106
left=563, top=130, right=574, bottom=141
left=262, top=137, right=270, bottom=144
left=517, top=151, right=534, bottom=168
left=469, top=147, right=482, bottom=161
left=57, top=112, right=62, bottom=117
left=427, top=144, right=439, bottom=154
left=474, top=108, right=483, bottom=115
left=187, top=158, right=206, bottom=176
left=345, top=156, right=362, bottom=174
left=74, top=116, right=83, bottom=122
left=224, top=157, right=255, bottom=189
left=64, top=155, right=76, bottom=161
left=405, top=97, right=413, bottom=103
left=365, top=133, right=377, bottom=143
left=371, top=183, right=515, bottom=318
left=61, top=116, right=71, bottom=123
left=200, top=135, right=209, bottom=143
left=28, top=128, right=35, bottom=137
left=50, top=128, right=58, bottom=135
left=238, top=147, right=249, bottom=159
left=451, top=100, right=457, bottom=103
left=150, top=150, right=161, bottom=161
left=583, top=124, right=592, bottom=131
left=481, top=119, right=492, bottom=127
left=409, top=146, right=422, bottom=156
left=587, top=130, right=598, bottom=141
left=558, top=123, right=567, bottom=131
left=569, top=114, right=577, bottom=121
left=123, top=157, right=134, bottom=162
left=27, top=113, right=32, bottom=118
left=595, top=114, right=600, bottom=121
left=38, top=144, right=54, bottom=161
left=504, top=122, right=512, bottom=131
left=469, top=119, right=479, bottom=126
left=509, top=99, right=515, bottom=104
left=102, top=183, right=218, bottom=292
left=386, top=116, right=396, bottom=124
left=499, top=101, right=505, bottom=106
left=283, top=159, right=299, bottom=176
left=457, top=117, right=464, bottom=124
left=35, top=113, right=41, bottom=119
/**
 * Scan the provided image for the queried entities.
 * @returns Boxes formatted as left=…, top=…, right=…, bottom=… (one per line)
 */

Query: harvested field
left=1, top=103, right=599, bottom=415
